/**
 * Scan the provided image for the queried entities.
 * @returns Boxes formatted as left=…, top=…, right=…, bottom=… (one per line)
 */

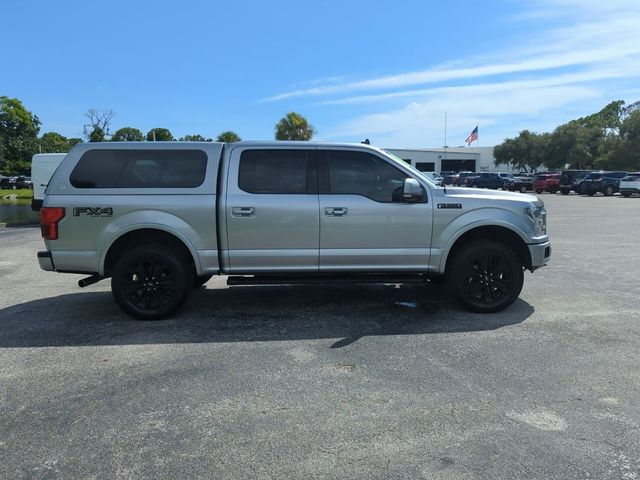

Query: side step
left=226, top=273, right=428, bottom=286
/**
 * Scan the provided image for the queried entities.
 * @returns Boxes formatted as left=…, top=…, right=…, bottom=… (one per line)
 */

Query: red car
left=533, top=173, right=561, bottom=193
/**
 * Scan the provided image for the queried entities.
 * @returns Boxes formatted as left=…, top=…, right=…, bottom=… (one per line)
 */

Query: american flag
left=465, top=126, right=478, bottom=145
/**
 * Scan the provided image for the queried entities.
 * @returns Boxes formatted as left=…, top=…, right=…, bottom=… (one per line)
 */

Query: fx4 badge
left=73, top=207, right=113, bottom=217
left=437, top=203, right=463, bottom=209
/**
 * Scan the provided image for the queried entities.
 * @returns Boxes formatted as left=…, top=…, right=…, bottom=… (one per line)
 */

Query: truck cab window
left=239, top=150, right=310, bottom=194
left=323, top=150, right=408, bottom=203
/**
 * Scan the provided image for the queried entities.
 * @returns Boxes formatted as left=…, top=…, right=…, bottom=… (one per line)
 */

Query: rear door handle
left=231, top=207, right=255, bottom=217
left=325, top=207, right=347, bottom=217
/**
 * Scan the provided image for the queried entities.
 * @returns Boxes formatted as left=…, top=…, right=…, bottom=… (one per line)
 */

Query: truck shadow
left=0, top=284, right=534, bottom=349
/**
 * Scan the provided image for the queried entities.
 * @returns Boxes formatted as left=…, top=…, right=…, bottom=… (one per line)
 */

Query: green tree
left=179, top=134, right=212, bottom=142
left=216, top=131, right=241, bottom=143
left=40, top=132, right=71, bottom=152
left=275, top=112, right=315, bottom=141
left=112, top=127, right=144, bottom=141
left=0, top=96, right=41, bottom=174
left=146, top=128, right=174, bottom=141
left=597, top=109, right=640, bottom=170
left=494, top=130, right=549, bottom=172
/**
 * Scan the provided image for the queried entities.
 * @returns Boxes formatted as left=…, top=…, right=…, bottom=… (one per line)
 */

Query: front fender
left=435, top=208, right=532, bottom=274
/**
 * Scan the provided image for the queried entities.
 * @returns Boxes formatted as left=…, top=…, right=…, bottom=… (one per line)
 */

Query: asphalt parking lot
left=1, top=194, right=639, bottom=479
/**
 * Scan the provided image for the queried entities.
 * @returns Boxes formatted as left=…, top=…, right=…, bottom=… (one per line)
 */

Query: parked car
left=0, top=176, right=17, bottom=189
left=508, top=175, right=534, bottom=193
left=31, top=153, right=67, bottom=211
left=15, top=176, right=33, bottom=189
left=497, top=173, right=515, bottom=181
left=440, top=172, right=459, bottom=185
left=464, top=172, right=508, bottom=189
left=559, top=170, right=595, bottom=195
left=453, top=171, right=476, bottom=186
left=533, top=173, right=561, bottom=193
left=38, top=141, right=550, bottom=319
left=618, top=173, right=640, bottom=197
left=580, top=171, right=629, bottom=196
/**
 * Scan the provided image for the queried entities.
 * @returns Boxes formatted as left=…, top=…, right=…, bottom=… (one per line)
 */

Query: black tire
left=535, top=190, right=543, bottom=194
left=519, top=185, right=527, bottom=193
left=622, top=193, right=631, bottom=198
left=587, top=191, right=595, bottom=196
left=446, top=240, right=524, bottom=313
left=560, top=188, right=569, bottom=195
left=194, top=274, right=213, bottom=287
left=471, top=183, right=479, bottom=188
left=604, top=185, right=614, bottom=196
left=111, top=245, right=191, bottom=320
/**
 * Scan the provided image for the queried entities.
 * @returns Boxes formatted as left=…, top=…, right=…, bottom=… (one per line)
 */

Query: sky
left=3, top=0, right=640, bottom=149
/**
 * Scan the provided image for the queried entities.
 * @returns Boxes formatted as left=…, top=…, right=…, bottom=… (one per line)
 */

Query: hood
left=441, top=186, right=543, bottom=206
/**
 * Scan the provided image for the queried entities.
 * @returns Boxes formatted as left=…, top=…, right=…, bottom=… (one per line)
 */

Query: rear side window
left=239, top=150, right=310, bottom=194
left=70, top=149, right=207, bottom=188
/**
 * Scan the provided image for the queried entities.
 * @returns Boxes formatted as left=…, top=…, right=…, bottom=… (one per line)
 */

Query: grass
left=0, top=189, right=33, bottom=199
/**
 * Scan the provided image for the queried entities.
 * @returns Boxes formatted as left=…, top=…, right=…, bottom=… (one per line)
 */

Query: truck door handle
left=325, top=207, right=347, bottom=217
left=231, top=207, right=255, bottom=217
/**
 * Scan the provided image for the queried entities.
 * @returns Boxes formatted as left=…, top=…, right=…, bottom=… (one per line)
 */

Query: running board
left=226, top=273, right=428, bottom=286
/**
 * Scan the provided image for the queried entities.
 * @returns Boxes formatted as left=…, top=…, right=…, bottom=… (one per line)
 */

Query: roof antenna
left=361, top=138, right=370, bottom=145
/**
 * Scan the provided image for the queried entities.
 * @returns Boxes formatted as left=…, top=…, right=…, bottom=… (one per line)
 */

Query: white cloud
left=264, top=0, right=640, bottom=147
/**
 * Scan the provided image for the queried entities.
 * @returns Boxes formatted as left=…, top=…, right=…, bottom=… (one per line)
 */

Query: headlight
left=526, top=206, right=547, bottom=236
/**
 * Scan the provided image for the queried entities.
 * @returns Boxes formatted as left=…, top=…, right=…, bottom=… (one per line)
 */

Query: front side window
left=238, top=149, right=310, bottom=194
left=323, top=150, right=409, bottom=202
left=70, top=149, right=207, bottom=188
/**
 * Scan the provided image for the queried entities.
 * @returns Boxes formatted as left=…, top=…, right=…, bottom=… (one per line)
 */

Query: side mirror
left=403, top=178, right=424, bottom=202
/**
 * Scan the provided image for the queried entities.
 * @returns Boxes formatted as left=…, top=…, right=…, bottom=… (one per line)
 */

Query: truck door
left=224, top=148, right=319, bottom=272
left=318, top=149, right=432, bottom=271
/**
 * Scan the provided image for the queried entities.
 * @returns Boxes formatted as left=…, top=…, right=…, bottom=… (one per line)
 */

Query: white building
left=384, top=146, right=518, bottom=174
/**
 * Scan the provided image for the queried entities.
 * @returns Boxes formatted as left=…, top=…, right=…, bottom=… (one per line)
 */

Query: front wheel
left=519, top=185, right=527, bottom=193
left=604, top=185, right=614, bottom=196
left=622, top=192, right=631, bottom=198
left=536, top=190, right=543, bottom=194
left=561, top=188, right=569, bottom=195
left=111, top=245, right=191, bottom=320
left=446, top=240, right=524, bottom=313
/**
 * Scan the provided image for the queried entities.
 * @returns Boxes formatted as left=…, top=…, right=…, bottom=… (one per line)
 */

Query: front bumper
left=37, top=251, right=55, bottom=271
left=528, top=241, right=551, bottom=269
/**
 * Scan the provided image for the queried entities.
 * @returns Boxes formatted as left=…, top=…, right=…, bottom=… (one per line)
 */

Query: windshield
left=383, top=151, right=438, bottom=186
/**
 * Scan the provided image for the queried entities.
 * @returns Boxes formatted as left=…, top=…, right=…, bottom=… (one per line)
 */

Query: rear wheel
left=111, top=245, right=191, bottom=320
left=536, top=190, right=543, bottom=194
left=519, top=185, right=527, bottom=193
left=446, top=240, right=524, bottom=313
left=604, top=185, right=615, bottom=196
left=622, top=192, right=631, bottom=198
left=561, top=188, right=569, bottom=195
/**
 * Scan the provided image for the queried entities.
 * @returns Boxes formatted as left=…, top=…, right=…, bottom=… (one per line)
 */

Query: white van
left=31, top=153, right=66, bottom=211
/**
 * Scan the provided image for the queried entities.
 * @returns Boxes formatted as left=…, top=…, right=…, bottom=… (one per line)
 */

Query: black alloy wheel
left=112, top=245, right=190, bottom=320
left=447, top=240, right=524, bottom=313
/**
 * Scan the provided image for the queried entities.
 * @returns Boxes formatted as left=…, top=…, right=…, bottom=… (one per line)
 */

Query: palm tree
left=275, top=112, right=315, bottom=140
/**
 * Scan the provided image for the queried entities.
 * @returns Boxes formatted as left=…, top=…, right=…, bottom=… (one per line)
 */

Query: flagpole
left=444, top=112, right=447, bottom=162
left=476, top=123, right=479, bottom=149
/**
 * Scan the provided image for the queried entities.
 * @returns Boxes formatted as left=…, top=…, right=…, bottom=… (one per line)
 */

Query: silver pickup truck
left=38, top=141, right=550, bottom=319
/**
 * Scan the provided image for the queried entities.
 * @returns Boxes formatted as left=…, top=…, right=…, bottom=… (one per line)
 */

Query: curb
left=0, top=221, right=39, bottom=229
